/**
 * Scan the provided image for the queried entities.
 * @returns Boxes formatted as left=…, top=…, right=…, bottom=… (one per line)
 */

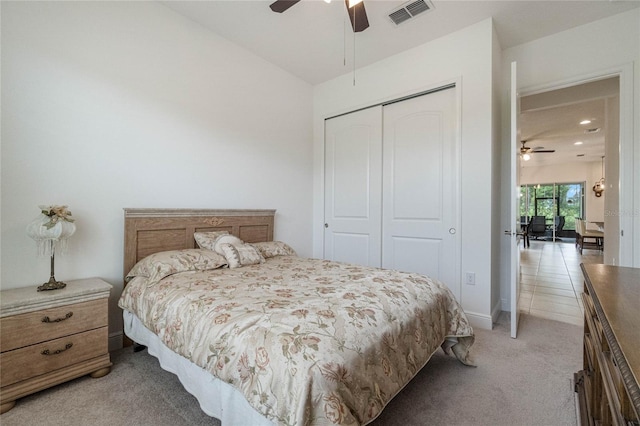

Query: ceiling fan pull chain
left=343, top=18, right=346, bottom=66
left=353, top=14, right=356, bottom=86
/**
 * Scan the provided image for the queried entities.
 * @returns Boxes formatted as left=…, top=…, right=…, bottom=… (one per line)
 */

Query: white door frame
left=515, top=62, right=635, bottom=267
left=509, top=61, right=521, bottom=338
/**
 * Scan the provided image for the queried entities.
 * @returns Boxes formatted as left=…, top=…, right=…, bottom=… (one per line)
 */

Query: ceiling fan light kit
left=519, top=140, right=555, bottom=161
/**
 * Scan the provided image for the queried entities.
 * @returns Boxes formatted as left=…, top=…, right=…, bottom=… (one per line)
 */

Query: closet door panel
left=324, top=106, right=382, bottom=267
left=331, top=233, right=371, bottom=267
left=389, top=236, right=441, bottom=278
left=332, top=126, right=370, bottom=218
left=391, top=112, right=442, bottom=220
left=382, top=88, right=459, bottom=299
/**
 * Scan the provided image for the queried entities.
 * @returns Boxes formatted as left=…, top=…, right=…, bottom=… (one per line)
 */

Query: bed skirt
left=123, top=310, right=274, bottom=426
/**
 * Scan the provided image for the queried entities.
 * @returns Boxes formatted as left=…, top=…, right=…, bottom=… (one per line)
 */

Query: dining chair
left=528, top=216, right=547, bottom=240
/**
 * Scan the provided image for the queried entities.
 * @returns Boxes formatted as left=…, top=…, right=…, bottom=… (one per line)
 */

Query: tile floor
left=518, top=238, right=603, bottom=326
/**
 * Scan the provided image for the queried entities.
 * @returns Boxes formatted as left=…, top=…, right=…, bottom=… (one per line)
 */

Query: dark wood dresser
left=575, top=264, right=639, bottom=425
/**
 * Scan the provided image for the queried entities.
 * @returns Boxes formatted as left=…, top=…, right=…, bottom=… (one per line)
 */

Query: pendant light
left=592, top=156, right=605, bottom=197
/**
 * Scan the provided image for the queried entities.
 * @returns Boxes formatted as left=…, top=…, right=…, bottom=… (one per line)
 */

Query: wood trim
left=124, top=208, right=276, bottom=218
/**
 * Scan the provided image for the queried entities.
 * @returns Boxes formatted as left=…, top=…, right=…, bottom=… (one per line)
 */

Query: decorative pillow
left=126, top=249, right=227, bottom=285
left=251, top=241, right=297, bottom=258
left=219, top=243, right=265, bottom=269
left=212, top=234, right=244, bottom=255
left=194, top=231, right=230, bottom=251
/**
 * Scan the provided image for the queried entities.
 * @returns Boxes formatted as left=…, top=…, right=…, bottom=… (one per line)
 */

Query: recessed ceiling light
left=580, top=119, right=592, bottom=125
left=574, top=141, right=583, bottom=145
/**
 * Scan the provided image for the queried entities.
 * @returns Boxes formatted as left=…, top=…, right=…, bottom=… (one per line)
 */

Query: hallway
left=519, top=240, right=603, bottom=326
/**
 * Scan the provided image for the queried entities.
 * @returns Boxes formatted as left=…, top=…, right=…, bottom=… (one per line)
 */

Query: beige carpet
left=0, top=312, right=581, bottom=426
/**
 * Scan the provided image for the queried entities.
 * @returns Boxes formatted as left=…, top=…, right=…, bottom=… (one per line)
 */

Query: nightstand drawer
left=0, top=299, right=107, bottom=352
left=0, top=326, right=107, bottom=387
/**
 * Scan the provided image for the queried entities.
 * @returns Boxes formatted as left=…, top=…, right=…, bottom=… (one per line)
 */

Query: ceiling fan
left=269, top=0, right=370, bottom=33
left=520, top=140, right=555, bottom=161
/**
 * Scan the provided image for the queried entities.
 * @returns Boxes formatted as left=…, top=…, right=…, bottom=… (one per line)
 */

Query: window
left=519, top=182, right=584, bottom=231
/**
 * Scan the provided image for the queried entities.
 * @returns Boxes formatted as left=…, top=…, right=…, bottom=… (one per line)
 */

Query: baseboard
left=108, top=331, right=123, bottom=352
left=464, top=311, right=493, bottom=330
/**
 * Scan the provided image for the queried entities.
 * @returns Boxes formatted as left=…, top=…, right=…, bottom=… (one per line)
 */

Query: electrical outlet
left=465, top=272, right=475, bottom=285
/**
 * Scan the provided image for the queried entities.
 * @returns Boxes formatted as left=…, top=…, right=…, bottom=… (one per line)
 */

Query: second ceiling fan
left=520, top=140, right=555, bottom=161
left=269, top=0, right=370, bottom=32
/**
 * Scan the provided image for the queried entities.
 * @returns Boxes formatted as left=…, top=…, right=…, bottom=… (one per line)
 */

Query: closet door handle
left=449, top=228, right=456, bottom=235
left=324, top=223, right=329, bottom=228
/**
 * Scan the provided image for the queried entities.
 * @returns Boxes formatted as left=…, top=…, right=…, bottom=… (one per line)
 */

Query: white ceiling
left=159, top=1, right=632, bottom=169
left=161, top=0, right=639, bottom=85
left=519, top=77, right=619, bottom=168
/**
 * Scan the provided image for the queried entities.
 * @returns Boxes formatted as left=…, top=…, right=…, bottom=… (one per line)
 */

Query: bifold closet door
left=382, top=88, right=459, bottom=299
left=324, top=106, right=382, bottom=267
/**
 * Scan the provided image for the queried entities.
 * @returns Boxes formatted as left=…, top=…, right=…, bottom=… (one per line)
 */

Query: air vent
left=577, top=154, right=585, bottom=157
left=388, top=0, right=434, bottom=26
left=585, top=127, right=601, bottom=134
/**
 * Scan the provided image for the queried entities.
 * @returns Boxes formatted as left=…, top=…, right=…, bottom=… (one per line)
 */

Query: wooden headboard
left=123, top=208, right=275, bottom=281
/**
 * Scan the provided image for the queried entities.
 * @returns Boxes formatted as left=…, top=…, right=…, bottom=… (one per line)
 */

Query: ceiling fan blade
left=345, top=0, right=370, bottom=32
left=532, top=150, right=556, bottom=153
left=269, top=0, right=301, bottom=13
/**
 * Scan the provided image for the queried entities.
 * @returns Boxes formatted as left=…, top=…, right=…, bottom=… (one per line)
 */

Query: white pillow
left=219, top=243, right=265, bottom=268
left=213, top=234, right=244, bottom=255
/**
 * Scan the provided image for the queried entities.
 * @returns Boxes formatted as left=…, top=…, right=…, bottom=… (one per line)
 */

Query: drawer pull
left=41, top=343, right=73, bottom=356
left=41, top=312, right=73, bottom=323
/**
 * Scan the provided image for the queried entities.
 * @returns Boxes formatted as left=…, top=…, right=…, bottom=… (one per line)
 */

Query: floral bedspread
left=119, top=256, right=474, bottom=426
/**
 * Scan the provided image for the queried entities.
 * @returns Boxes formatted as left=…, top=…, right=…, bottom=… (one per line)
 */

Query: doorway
left=515, top=76, right=618, bottom=325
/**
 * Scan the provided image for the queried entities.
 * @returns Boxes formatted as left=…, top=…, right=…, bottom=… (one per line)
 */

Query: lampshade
left=26, top=213, right=76, bottom=255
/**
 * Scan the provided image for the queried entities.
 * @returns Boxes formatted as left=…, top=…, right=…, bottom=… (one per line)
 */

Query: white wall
left=604, top=96, right=620, bottom=264
left=313, top=19, right=498, bottom=329
left=0, top=1, right=313, bottom=345
left=500, top=9, right=639, bottom=310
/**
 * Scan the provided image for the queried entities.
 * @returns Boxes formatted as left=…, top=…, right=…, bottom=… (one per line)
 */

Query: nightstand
left=0, top=277, right=112, bottom=414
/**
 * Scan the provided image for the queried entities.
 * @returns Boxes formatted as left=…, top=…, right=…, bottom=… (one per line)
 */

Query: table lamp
left=26, top=205, right=76, bottom=291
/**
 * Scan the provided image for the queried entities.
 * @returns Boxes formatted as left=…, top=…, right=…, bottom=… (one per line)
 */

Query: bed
left=118, top=208, right=475, bottom=425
